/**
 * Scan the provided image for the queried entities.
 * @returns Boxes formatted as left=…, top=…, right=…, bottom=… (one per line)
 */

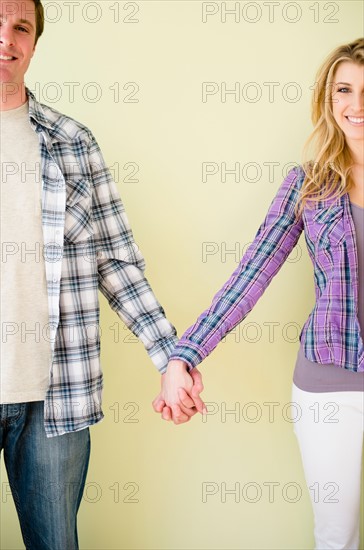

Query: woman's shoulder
left=290, top=163, right=307, bottom=179
left=282, top=164, right=306, bottom=191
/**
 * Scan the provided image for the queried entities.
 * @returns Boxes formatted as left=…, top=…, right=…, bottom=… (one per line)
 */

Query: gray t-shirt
left=0, top=101, right=51, bottom=403
left=293, top=201, right=364, bottom=392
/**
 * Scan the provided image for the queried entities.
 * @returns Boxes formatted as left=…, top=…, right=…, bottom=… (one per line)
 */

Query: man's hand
left=152, top=361, right=206, bottom=425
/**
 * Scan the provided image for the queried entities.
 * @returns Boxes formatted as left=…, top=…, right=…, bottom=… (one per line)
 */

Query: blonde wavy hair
left=295, top=38, right=364, bottom=219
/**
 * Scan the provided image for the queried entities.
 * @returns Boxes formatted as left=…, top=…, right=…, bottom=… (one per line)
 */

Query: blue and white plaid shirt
left=26, top=89, right=178, bottom=437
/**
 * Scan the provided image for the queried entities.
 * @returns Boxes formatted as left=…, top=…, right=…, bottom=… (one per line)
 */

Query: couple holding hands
left=0, top=1, right=363, bottom=548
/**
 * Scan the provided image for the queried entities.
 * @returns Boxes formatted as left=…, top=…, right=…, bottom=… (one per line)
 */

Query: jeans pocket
left=0, top=403, right=26, bottom=426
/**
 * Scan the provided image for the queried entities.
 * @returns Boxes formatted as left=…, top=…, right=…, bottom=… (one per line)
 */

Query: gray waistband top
left=293, top=201, right=364, bottom=392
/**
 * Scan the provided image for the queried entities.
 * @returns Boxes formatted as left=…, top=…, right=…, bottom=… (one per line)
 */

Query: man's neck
left=0, top=83, right=28, bottom=111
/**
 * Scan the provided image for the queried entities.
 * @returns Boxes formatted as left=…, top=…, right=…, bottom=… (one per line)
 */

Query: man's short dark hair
left=32, top=0, right=44, bottom=44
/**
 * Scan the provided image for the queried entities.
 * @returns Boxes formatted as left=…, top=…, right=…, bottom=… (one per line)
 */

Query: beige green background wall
left=1, top=1, right=363, bottom=549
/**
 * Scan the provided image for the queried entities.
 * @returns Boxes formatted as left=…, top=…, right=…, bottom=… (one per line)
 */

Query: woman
left=154, top=38, right=364, bottom=549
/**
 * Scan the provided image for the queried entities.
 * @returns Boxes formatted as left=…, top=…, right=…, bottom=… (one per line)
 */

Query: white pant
left=291, top=383, right=364, bottom=550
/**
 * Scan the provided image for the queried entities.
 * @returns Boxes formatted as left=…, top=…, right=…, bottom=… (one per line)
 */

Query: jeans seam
left=4, top=470, right=33, bottom=549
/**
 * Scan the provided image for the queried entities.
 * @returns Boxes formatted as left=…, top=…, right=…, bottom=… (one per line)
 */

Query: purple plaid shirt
left=170, top=166, right=364, bottom=373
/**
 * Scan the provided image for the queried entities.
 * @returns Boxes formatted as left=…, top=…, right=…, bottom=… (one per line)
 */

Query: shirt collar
left=26, top=87, right=70, bottom=143
left=27, top=87, right=53, bottom=131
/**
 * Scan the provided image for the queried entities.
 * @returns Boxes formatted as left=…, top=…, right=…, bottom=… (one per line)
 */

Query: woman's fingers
left=161, top=405, right=172, bottom=421
left=177, top=387, right=196, bottom=409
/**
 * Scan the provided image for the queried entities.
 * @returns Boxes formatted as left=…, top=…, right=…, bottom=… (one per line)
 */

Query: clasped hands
left=152, top=360, right=206, bottom=424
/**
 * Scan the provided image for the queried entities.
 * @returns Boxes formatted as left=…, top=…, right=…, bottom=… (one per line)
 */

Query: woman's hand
left=152, top=361, right=206, bottom=425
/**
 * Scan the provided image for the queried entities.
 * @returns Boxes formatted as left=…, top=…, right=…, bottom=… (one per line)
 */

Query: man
left=0, top=1, right=204, bottom=548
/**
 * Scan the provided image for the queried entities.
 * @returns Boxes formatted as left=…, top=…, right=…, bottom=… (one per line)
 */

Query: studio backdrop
left=1, top=1, right=363, bottom=549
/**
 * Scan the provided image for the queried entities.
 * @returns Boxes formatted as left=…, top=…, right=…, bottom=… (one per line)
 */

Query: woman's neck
left=347, top=140, right=364, bottom=167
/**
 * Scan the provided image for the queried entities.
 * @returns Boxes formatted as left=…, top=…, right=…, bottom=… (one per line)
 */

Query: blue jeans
left=0, top=401, right=91, bottom=550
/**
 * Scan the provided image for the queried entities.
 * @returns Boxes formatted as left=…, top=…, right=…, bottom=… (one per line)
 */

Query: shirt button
left=52, top=277, right=58, bottom=283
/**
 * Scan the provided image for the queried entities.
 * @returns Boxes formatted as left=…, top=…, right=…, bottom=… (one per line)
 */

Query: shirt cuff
left=148, top=335, right=180, bottom=374
left=168, top=341, right=206, bottom=372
